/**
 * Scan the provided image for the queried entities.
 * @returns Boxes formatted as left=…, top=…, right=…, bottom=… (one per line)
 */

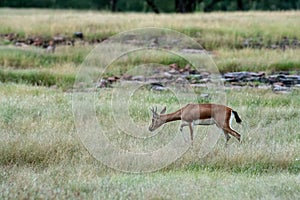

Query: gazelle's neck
left=160, top=109, right=182, bottom=123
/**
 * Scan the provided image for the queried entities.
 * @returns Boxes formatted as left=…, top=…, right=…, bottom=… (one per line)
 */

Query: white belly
left=193, top=118, right=215, bottom=125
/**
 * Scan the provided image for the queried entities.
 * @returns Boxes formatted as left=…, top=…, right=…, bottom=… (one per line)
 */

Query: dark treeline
left=1, top=0, right=300, bottom=13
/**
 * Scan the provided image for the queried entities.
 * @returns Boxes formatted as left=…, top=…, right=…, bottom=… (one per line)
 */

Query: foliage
left=1, top=0, right=300, bottom=12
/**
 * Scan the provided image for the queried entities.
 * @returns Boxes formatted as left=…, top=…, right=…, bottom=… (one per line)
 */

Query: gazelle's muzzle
left=148, top=125, right=155, bottom=132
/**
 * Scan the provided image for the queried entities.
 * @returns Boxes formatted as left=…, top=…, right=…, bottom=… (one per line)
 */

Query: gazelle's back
left=180, top=104, right=230, bottom=122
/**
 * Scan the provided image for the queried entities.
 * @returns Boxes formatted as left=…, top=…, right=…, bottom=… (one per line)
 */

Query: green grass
left=1, top=9, right=300, bottom=90
left=0, top=69, right=75, bottom=90
left=1, top=9, right=300, bottom=49
left=0, top=83, right=300, bottom=199
left=215, top=48, right=300, bottom=73
left=2, top=46, right=300, bottom=89
left=1, top=168, right=299, bottom=199
left=0, top=46, right=89, bottom=69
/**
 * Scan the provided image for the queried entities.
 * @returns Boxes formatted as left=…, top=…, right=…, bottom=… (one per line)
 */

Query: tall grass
left=2, top=84, right=298, bottom=166
left=0, top=69, right=75, bottom=90
left=1, top=46, right=300, bottom=90
left=215, top=48, right=300, bottom=72
left=1, top=9, right=300, bottom=49
left=0, top=83, right=299, bottom=198
left=0, top=46, right=89, bottom=69
left=1, top=9, right=300, bottom=90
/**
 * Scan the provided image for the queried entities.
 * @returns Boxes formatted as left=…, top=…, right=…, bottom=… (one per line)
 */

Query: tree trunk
left=204, top=0, right=220, bottom=12
left=175, top=0, right=196, bottom=13
left=110, top=0, right=117, bottom=12
left=145, top=0, right=160, bottom=14
left=237, top=0, right=244, bottom=10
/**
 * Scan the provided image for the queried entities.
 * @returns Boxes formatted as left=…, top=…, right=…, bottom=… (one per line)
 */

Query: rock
left=175, top=77, right=185, bottom=84
left=46, top=41, right=55, bottom=53
left=268, top=74, right=298, bottom=86
left=150, top=83, right=166, bottom=91
left=199, top=78, right=210, bottom=83
left=53, top=36, right=65, bottom=44
left=231, top=82, right=246, bottom=86
left=181, top=71, right=190, bottom=76
left=33, top=37, right=43, bottom=46
left=97, top=79, right=110, bottom=88
left=179, top=68, right=185, bottom=73
left=223, top=71, right=297, bottom=86
left=121, top=74, right=132, bottom=80
left=46, top=45, right=55, bottom=53
left=272, top=84, right=291, bottom=93
left=163, top=72, right=173, bottom=78
left=169, top=63, right=179, bottom=70
left=257, top=85, right=271, bottom=90
left=184, top=64, right=191, bottom=71
left=287, top=75, right=300, bottom=84
left=4, top=33, right=17, bottom=41
left=200, top=93, right=209, bottom=98
left=190, top=84, right=206, bottom=88
left=15, top=42, right=28, bottom=48
left=200, top=72, right=210, bottom=78
left=256, top=72, right=266, bottom=77
left=107, top=76, right=119, bottom=83
left=270, top=44, right=278, bottom=49
left=74, top=32, right=84, bottom=39
left=189, top=69, right=200, bottom=75
left=131, top=76, right=145, bottom=81
left=186, top=74, right=202, bottom=84
left=168, top=69, right=179, bottom=75
left=273, top=82, right=284, bottom=86
left=149, top=38, right=158, bottom=47
left=181, top=48, right=206, bottom=54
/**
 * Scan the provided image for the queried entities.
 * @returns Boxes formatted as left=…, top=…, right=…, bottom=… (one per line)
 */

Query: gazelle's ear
left=160, top=106, right=166, bottom=114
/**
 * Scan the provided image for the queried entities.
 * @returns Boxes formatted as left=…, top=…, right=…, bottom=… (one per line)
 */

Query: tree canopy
left=1, top=0, right=300, bottom=12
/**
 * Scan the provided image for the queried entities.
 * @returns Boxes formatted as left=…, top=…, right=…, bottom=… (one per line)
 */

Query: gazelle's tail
left=232, top=110, right=242, bottom=124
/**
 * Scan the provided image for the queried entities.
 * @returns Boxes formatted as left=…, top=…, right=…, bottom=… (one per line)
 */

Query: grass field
left=1, top=9, right=300, bottom=199
left=1, top=9, right=300, bottom=90
left=1, top=84, right=300, bottom=199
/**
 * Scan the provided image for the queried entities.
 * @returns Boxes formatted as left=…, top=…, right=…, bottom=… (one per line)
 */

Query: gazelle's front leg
left=180, top=121, right=189, bottom=132
left=188, top=122, right=194, bottom=143
left=180, top=121, right=194, bottom=144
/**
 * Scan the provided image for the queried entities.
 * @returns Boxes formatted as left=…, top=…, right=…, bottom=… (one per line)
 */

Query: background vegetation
left=1, top=10, right=300, bottom=89
left=1, top=0, right=300, bottom=13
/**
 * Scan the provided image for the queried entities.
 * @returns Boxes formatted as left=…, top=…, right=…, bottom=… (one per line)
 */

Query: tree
left=175, top=0, right=197, bottom=13
left=145, top=0, right=160, bottom=13
left=203, top=0, right=222, bottom=12
left=110, top=0, right=117, bottom=11
left=237, top=0, right=244, bottom=10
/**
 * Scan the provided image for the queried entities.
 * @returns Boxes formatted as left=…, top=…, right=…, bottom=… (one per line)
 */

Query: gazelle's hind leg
left=223, top=131, right=231, bottom=146
left=223, top=127, right=241, bottom=142
left=216, top=111, right=241, bottom=142
left=227, top=111, right=241, bottom=142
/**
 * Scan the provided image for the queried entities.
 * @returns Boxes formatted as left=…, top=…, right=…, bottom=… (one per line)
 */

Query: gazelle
left=149, top=104, right=242, bottom=143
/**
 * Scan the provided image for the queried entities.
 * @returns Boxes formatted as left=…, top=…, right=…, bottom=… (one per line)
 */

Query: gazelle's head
left=148, top=106, right=166, bottom=132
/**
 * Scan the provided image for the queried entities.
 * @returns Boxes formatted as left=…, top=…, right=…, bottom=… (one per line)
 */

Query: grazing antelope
left=149, top=104, right=242, bottom=144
